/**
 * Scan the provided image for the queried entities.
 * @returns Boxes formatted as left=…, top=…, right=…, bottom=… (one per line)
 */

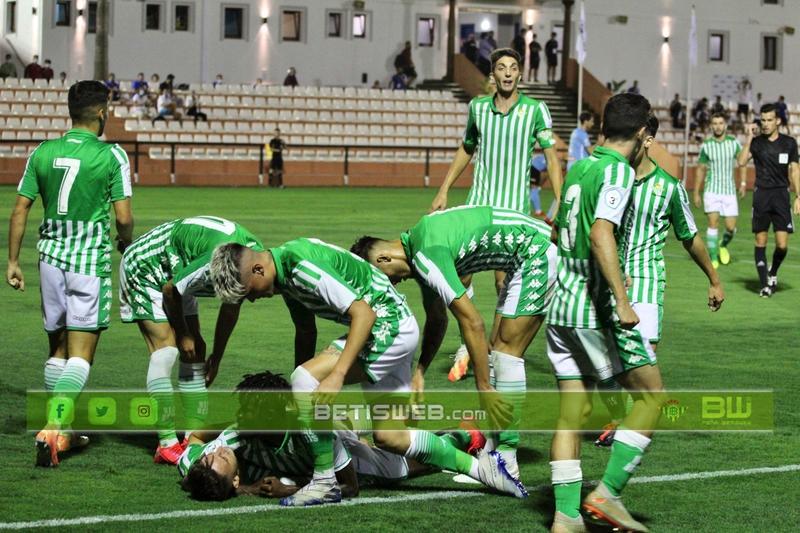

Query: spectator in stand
left=40, top=59, right=54, bottom=82
left=253, top=78, right=264, bottom=89
left=753, top=92, right=764, bottom=124
left=131, top=87, right=151, bottom=119
left=57, top=72, right=67, bottom=86
left=283, top=67, right=299, bottom=88
left=528, top=33, right=542, bottom=82
left=268, top=128, right=287, bottom=188
left=737, top=77, right=753, bottom=127
left=693, top=97, right=710, bottom=134
left=627, top=80, right=640, bottom=95
left=487, top=31, right=497, bottom=50
left=0, top=54, right=17, bottom=79
left=545, top=32, right=558, bottom=84
left=159, top=73, right=175, bottom=92
left=568, top=111, right=595, bottom=170
left=776, top=95, right=789, bottom=132
left=462, top=33, right=478, bottom=64
left=389, top=67, right=407, bottom=90
left=669, top=93, right=683, bottom=128
left=395, top=42, right=417, bottom=88
left=152, top=88, right=182, bottom=126
left=105, top=73, right=121, bottom=101
left=710, top=95, right=727, bottom=117
left=477, top=32, right=493, bottom=76
left=131, top=72, right=148, bottom=93
left=371, top=80, right=381, bottom=89
left=511, top=28, right=527, bottom=64
left=24, top=55, right=41, bottom=80
left=213, top=73, right=224, bottom=88
left=185, top=91, right=207, bottom=123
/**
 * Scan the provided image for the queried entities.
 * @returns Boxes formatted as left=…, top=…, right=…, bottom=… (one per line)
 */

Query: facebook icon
left=47, top=397, right=74, bottom=425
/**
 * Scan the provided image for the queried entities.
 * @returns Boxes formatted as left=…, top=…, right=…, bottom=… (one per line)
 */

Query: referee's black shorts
left=752, top=187, right=794, bottom=233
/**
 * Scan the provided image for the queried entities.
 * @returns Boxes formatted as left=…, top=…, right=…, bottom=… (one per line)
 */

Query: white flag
left=688, top=6, right=697, bottom=66
left=576, top=1, right=587, bottom=65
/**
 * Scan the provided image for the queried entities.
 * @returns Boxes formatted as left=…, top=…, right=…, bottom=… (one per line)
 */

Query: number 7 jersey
left=547, top=145, right=636, bottom=328
left=16, top=129, right=132, bottom=277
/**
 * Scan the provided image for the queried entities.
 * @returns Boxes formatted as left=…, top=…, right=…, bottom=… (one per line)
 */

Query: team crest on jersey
left=653, top=181, right=664, bottom=195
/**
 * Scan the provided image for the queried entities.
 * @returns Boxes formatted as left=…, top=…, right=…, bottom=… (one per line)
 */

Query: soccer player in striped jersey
left=6, top=81, right=134, bottom=467
left=693, top=113, right=746, bottom=267
left=210, top=238, right=527, bottom=506
left=351, top=205, right=556, bottom=478
left=430, top=47, right=562, bottom=380
left=546, top=94, right=660, bottom=532
left=119, top=216, right=263, bottom=465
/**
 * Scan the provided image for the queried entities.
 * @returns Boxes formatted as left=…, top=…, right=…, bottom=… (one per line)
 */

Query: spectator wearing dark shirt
left=283, top=67, right=298, bottom=88
left=626, top=80, right=640, bottom=95
left=545, top=33, right=558, bottom=84
left=775, top=95, right=789, bottom=132
left=477, top=32, right=493, bottom=76
left=389, top=67, right=407, bottom=90
left=105, top=73, right=121, bottom=101
left=669, top=93, right=684, bottom=128
left=394, top=42, right=417, bottom=88
left=131, top=72, right=148, bottom=93
left=159, top=73, right=175, bottom=92
left=462, top=33, right=478, bottom=64
left=40, top=59, right=54, bottom=82
left=185, top=91, right=207, bottom=123
left=0, top=54, right=17, bottom=79
left=511, top=29, right=526, bottom=64
left=528, top=34, right=542, bottom=82
left=268, top=128, right=287, bottom=188
left=693, top=97, right=710, bottom=134
left=57, top=72, right=67, bottom=86
left=24, top=55, right=41, bottom=80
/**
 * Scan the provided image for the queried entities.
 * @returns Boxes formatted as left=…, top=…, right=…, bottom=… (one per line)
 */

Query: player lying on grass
left=6, top=80, right=134, bottom=466
left=209, top=237, right=526, bottom=506
left=179, top=370, right=467, bottom=501
left=119, top=216, right=263, bottom=465
left=351, top=205, right=556, bottom=479
left=595, top=114, right=726, bottom=448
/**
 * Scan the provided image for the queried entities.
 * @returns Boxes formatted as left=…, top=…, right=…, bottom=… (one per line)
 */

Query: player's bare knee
left=371, top=429, right=405, bottom=454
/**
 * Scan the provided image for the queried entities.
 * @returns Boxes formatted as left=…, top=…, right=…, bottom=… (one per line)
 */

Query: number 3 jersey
left=547, top=146, right=636, bottom=328
left=121, top=217, right=264, bottom=297
left=16, top=129, right=132, bottom=277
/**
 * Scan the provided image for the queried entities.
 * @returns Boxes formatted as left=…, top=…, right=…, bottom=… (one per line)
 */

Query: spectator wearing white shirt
left=152, top=88, right=182, bottom=126
left=131, top=87, right=151, bottom=119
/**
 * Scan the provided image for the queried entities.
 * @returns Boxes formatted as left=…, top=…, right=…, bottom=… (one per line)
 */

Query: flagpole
left=576, top=0, right=586, bottom=127
left=577, top=64, right=583, bottom=127
left=683, top=5, right=696, bottom=182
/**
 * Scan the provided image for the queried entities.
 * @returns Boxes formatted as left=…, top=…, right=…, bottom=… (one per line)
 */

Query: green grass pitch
left=0, top=186, right=798, bottom=531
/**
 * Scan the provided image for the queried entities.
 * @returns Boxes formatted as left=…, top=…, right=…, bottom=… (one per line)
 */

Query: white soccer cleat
left=279, top=477, right=342, bottom=507
left=475, top=450, right=528, bottom=498
left=767, top=275, right=777, bottom=292
left=497, top=449, right=519, bottom=479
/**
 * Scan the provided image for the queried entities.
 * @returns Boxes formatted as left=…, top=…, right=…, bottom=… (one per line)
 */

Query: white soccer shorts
left=337, top=429, right=409, bottom=481
left=39, top=261, right=111, bottom=332
left=703, top=192, right=739, bottom=217
left=632, top=302, right=662, bottom=349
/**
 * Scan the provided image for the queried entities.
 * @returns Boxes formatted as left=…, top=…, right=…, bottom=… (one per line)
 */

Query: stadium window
left=707, top=32, right=726, bottom=62
left=327, top=11, right=342, bottom=38
left=174, top=4, right=191, bottom=32
left=5, top=1, right=16, bottom=33
left=762, top=0, right=781, bottom=5
left=352, top=13, right=367, bottom=39
left=55, top=0, right=71, bottom=27
left=223, top=6, right=244, bottom=39
left=281, top=9, right=302, bottom=42
left=87, top=2, right=97, bottom=33
left=145, top=3, right=161, bottom=31
left=417, top=16, right=435, bottom=47
left=762, top=35, right=780, bottom=70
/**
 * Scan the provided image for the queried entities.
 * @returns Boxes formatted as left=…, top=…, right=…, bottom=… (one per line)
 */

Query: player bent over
left=595, top=115, right=725, bottom=448
left=210, top=238, right=526, bottom=506
left=351, top=205, right=556, bottom=478
left=120, top=216, right=263, bottom=464
left=546, top=94, right=685, bottom=532
left=6, top=80, right=133, bottom=466
left=179, top=371, right=434, bottom=501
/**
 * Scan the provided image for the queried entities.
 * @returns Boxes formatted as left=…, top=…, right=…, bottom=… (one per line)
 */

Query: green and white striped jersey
left=619, top=161, right=697, bottom=305
left=697, top=135, right=741, bottom=195
left=547, top=146, right=636, bottom=328
left=16, top=129, right=132, bottom=277
left=122, top=216, right=263, bottom=296
left=399, top=205, right=553, bottom=305
left=463, top=93, right=555, bottom=213
left=178, top=426, right=350, bottom=482
left=271, top=238, right=413, bottom=329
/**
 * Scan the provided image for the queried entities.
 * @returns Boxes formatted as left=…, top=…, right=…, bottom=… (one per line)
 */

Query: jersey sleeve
left=291, top=260, right=358, bottom=314
left=411, top=248, right=465, bottom=306
left=177, top=426, right=241, bottom=476
left=16, top=147, right=40, bottom=200
left=789, top=137, right=799, bottom=163
left=108, top=144, right=133, bottom=201
left=669, top=182, right=698, bottom=241
left=697, top=143, right=709, bottom=165
left=533, top=101, right=556, bottom=149
left=594, top=162, right=635, bottom=226
left=462, top=100, right=479, bottom=153
left=733, top=138, right=742, bottom=158
left=173, top=255, right=212, bottom=296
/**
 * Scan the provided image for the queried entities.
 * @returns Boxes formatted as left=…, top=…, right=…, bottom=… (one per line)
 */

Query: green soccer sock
left=178, top=362, right=208, bottom=436
left=598, top=378, right=627, bottom=422
left=146, top=347, right=179, bottom=448
left=44, top=357, right=67, bottom=393
left=440, top=429, right=472, bottom=451
left=491, top=351, right=525, bottom=452
left=721, top=228, right=736, bottom=248
left=48, top=357, right=91, bottom=426
left=706, top=228, right=719, bottom=261
left=551, top=460, right=582, bottom=519
left=291, top=366, right=335, bottom=478
left=406, top=430, right=478, bottom=478
left=601, top=428, right=651, bottom=496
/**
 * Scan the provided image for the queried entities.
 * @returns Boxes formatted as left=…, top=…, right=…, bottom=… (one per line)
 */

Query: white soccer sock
left=550, top=459, right=582, bottom=484
left=147, top=347, right=179, bottom=448
left=491, top=350, right=526, bottom=453
left=614, top=428, right=652, bottom=453
left=52, top=357, right=91, bottom=395
left=44, top=357, right=67, bottom=392
left=178, top=361, right=208, bottom=438
left=290, top=367, right=333, bottom=479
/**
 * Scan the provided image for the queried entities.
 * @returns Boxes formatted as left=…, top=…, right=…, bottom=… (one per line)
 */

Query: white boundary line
left=1, top=464, right=798, bottom=530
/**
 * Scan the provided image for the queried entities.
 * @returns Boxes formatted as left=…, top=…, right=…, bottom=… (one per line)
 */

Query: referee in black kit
left=737, top=103, right=800, bottom=297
